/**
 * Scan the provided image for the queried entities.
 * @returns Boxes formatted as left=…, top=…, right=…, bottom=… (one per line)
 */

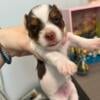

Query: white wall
left=0, top=0, right=88, bottom=27
left=2, top=56, right=39, bottom=100
left=0, top=0, right=88, bottom=100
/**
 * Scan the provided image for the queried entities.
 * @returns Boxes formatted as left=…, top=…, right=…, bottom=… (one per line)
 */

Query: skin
left=0, top=57, right=4, bottom=69
left=0, top=25, right=32, bottom=69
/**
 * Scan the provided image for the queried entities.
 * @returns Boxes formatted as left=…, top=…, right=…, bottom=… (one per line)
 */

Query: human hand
left=0, top=26, right=32, bottom=57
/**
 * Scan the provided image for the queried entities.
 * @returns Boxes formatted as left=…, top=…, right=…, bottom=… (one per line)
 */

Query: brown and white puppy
left=25, top=4, right=100, bottom=100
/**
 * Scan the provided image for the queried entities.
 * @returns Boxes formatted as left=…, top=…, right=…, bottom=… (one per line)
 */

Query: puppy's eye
left=49, top=6, right=64, bottom=29
left=29, top=18, right=43, bottom=33
left=50, top=15, right=64, bottom=29
left=52, top=16, right=61, bottom=25
left=26, top=17, right=43, bottom=40
left=30, top=25, right=40, bottom=33
left=49, top=9, right=62, bottom=24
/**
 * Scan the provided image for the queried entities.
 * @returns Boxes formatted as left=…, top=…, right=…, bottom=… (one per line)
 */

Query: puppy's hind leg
left=69, top=81, right=79, bottom=100
left=69, top=91, right=78, bottom=100
left=49, top=95, right=68, bottom=100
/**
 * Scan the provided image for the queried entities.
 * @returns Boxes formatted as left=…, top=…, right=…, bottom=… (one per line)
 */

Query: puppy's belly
left=50, top=80, right=73, bottom=100
left=40, top=63, right=66, bottom=96
left=55, top=81, right=71, bottom=97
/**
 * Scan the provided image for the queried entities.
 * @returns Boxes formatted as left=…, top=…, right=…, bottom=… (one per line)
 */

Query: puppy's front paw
left=56, top=57, right=77, bottom=76
left=45, top=52, right=77, bottom=76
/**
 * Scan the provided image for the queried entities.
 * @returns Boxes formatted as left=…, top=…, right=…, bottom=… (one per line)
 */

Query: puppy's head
left=25, top=5, right=65, bottom=49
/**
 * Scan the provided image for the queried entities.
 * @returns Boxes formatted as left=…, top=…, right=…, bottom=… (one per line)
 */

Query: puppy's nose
left=45, top=32, right=56, bottom=41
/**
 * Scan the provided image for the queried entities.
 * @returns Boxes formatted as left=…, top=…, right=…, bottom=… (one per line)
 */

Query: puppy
left=25, top=4, right=100, bottom=100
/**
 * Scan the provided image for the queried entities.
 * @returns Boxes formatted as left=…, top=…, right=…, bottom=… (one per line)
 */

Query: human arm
left=0, top=57, right=4, bottom=69
left=0, top=26, right=77, bottom=76
left=0, top=41, right=32, bottom=69
left=0, top=25, right=33, bottom=69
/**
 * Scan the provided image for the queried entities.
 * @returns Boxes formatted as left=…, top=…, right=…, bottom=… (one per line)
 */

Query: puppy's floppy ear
left=25, top=14, right=28, bottom=21
left=52, top=4, right=58, bottom=9
left=24, top=14, right=29, bottom=29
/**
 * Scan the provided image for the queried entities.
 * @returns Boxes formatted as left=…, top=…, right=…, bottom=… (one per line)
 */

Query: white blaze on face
left=32, top=5, right=49, bottom=23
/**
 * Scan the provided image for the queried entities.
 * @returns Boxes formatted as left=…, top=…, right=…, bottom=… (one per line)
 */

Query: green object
left=96, top=22, right=100, bottom=37
left=77, top=54, right=89, bottom=76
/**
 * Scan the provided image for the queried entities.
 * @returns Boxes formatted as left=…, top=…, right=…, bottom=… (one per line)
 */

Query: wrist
left=0, top=53, right=5, bottom=69
left=0, top=44, right=12, bottom=64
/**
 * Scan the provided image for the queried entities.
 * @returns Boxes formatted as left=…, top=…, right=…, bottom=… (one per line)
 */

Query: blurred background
left=0, top=0, right=89, bottom=100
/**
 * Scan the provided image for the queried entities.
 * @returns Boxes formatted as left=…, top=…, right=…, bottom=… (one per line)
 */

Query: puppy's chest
left=36, top=45, right=69, bottom=80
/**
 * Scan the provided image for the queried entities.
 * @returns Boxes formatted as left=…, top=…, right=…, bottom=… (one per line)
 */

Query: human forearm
left=0, top=56, right=4, bottom=69
left=0, top=25, right=30, bottom=51
left=0, top=44, right=4, bottom=69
